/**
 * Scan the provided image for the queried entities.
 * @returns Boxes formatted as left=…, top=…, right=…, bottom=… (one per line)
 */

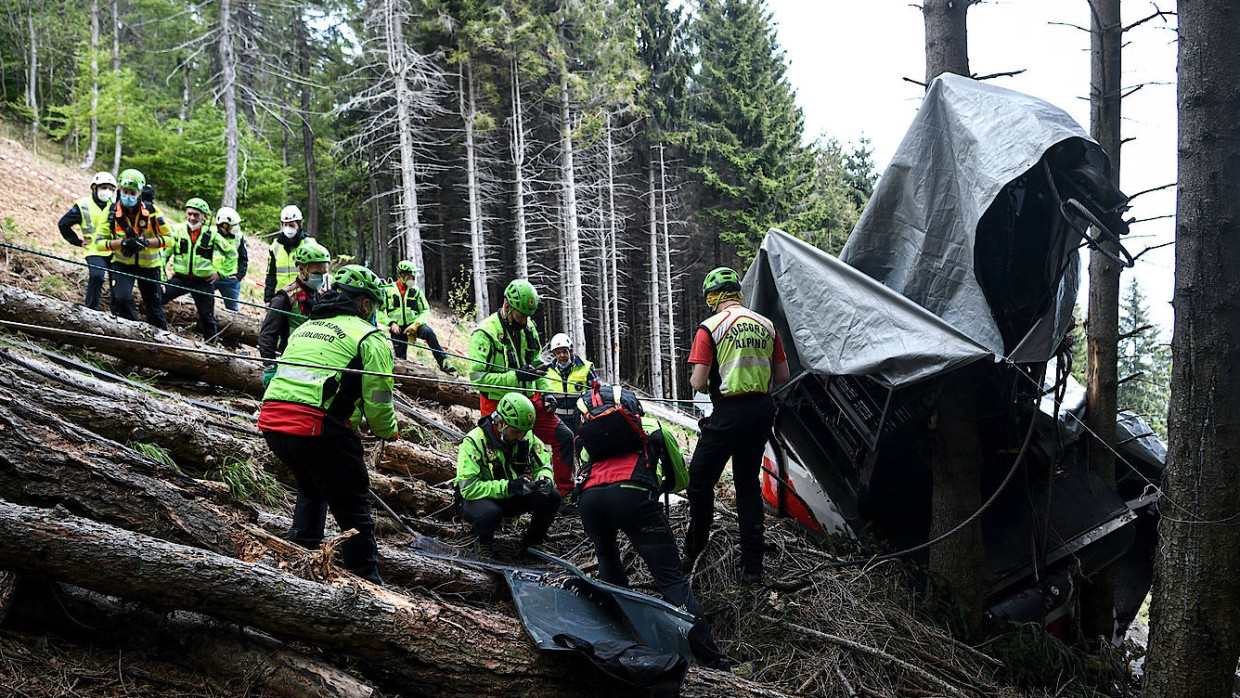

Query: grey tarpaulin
left=745, top=229, right=991, bottom=387
left=837, top=73, right=1096, bottom=365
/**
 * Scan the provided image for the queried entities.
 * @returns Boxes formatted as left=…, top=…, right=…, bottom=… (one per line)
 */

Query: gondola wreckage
left=0, top=73, right=1161, bottom=696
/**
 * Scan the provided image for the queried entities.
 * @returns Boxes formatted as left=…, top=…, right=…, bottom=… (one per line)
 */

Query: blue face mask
left=120, top=193, right=139, bottom=208
left=305, top=273, right=326, bottom=291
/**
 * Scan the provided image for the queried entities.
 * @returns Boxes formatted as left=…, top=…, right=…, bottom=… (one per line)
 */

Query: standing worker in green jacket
left=545, top=332, right=597, bottom=433
left=384, top=260, right=455, bottom=374
left=211, top=206, right=248, bottom=311
left=454, top=392, right=561, bottom=558
left=264, top=204, right=316, bottom=304
left=258, top=241, right=331, bottom=386
left=161, top=197, right=222, bottom=339
left=56, top=171, right=116, bottom=310
left=258, top=265, right=397, bottom=585
left=467, top=279, right=576, bottom=498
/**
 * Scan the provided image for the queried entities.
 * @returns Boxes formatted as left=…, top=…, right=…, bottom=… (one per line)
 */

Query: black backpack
left=576, top=384, right=646, bottom=462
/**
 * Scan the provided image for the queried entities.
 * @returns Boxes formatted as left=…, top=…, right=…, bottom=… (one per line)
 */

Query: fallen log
left=393, top=358, right=479, bottom=409
left=0, top=501, right=789, bottom=697
left=377, top=440, right=457, bottom=484
left=9, top=582, right=375, bottom=698
left=0, top=284, right=261, bottom=395
left=165, top=297, right=262, bottom=346
left=0, top=348, right=264, bottom=471
left=369, top=471, right=455, bottom=519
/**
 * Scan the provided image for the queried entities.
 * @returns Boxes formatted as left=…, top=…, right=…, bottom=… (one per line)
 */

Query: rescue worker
left=454, top=392, right=561, bottom=559
left=682, top=267, right=789, bottom=584
left=575, top=389, right=732, bottom=670
left=258, top=241, right=331, bottom=386
left=161, top=197, right=221, bottom=339
left=99, top=168, right=172, bottom=329
left=57, top=171, right=116, bottom=310
left=258, top=264, right=397, bottom=585
left=467, top=279, right=576, bottom=498
left=264, top=204, right=316, bottom=304
left=212, top=206, right=248, bottom=311
left=545, top=332, right=597, bottom=432
left=384, top=260, right=456, bottom=374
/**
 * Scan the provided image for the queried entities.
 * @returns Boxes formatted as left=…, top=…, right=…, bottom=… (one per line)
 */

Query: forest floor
left=0, top=134, right=1146, bottom=698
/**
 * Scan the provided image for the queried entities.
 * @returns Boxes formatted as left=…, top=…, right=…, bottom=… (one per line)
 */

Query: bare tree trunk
left=511, top=59, right=529, bottom=279
left=462, top=61, right=489, bottom=316
left=602, top=114, right=619, bottom=378
left=922, top=0, right=973, bottom=84
left=647, top=154, right=664, bottom=398
left=111, top=0, right=121, bottom=173
left=82, top=0, right=100, bottom=168
left=220, top=0, right=240, bottom=207
left=177, top=57, right=190, bottom=135
left=385, top=0, right=424, bottom=287
left=658, top=144, right=678, bottom=398
left=558, top=74, right=586, bottom=350
left=25, top=0, right=38, bottom=145
left=1142, top=3, right=1240, bottom=694
left=296, top=12, right=320, bottom=236
left=1081, top=0, right=1122, bottom=646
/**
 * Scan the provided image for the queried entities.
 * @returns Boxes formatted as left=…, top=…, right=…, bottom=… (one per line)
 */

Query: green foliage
left=127, top=441, right=180, bottom=471
left=1117, top=277, right=1171, bottom=438
left=780, top=138, right=878, bottom=255
left=448, top=264, right=476, bottom=319
left=208, top=455, right=289, bottom=507
left=983, top=622, right=1134, bottom=695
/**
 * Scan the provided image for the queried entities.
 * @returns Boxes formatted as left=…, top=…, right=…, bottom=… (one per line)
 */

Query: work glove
left=508, top=478, right=533, bottom=496
left=405, top=322, right=422, bottom=338
left=262, top=366, right=276, bottom=387
left=542, top=395, right=558, bottom=412
left=534, top=476, right=553, bottom=496
left=120, top=236, right=147, bottom=257
left=515, top=364, right=544, bottom=382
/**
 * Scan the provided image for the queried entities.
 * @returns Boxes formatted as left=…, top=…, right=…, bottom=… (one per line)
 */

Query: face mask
left=187, top=220, right=202, bottom=231
left=97, top=188, right=115, bottom=203
left=304, top=273, right=325, bottom=291
left=120, top=194, right=139, bottom=208
left=281, top=225, right=297, bottom=238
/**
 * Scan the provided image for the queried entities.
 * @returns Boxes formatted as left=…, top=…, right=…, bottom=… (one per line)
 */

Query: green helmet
left=118, top=168, right=146, bottom=191
left=292, top=241, right=331, bottom=266
left=332, top=264, right=386, bottom=303
left=504, top=279, right=539, bottom=315
left=397, top=260, right=418, bottom=275
left=496, top=392, right=537, bottom=432
left=184, top=197, right=211, bottom=215
left=703, top=267, right=742, bottom=295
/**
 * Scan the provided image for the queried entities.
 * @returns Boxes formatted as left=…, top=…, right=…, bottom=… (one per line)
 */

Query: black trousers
left=84, top=255, right=109, bottom=310
left=110, top=263, right=167, bottom=329
left=459, top=489, right=561, bottom=547
left=264, top=426, right=382, bottom=584
left=163, top=274, right=218, bottom=339
left=580, top=484, right=731, bottom=670
left=684, top=393, right=775, bottom=576
left=391, top=323, right=447, bottom=366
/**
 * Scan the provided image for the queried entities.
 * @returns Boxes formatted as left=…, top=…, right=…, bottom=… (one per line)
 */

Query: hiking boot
left=730, top=660, right=756, bottom=677
left=440, top=363, right=457, bottom=375
left=741, top=570, right=764, bottom=586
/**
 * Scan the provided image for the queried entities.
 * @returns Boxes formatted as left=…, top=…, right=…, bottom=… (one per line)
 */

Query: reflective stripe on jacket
left=100, top=201, right=172, bottom=269
left=548, top=357, right=595, bottom=419
left=269, top=236, right=316, bottom=291
left=467, top=312, right=549, bottom=400
left=259, top=311, right=397, bottom=438
left=169, top=223, right=222, bottom=278
left=76, top=196, right=112, bottom=258
left=700, top=305, right=778, bottom=398
left=214, top=228, right=244, bottom=277
left=383, top=280, right=430, bottom=328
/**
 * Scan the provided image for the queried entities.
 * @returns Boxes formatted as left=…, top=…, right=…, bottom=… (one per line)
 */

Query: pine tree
left=686, top=0, right=812, bottom=258
left=1117, top=277, right=1170, bottom=438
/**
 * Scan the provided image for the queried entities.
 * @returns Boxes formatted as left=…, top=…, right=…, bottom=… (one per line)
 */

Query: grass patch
left=208, top=455, right=289, bottom=507
left=127, top=441, right=181, bottom=472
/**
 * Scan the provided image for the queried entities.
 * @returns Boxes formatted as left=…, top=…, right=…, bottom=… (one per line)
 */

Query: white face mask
left=281, top=225, right=297, bottom=238
left=187, top=219, right=202, bottom=231
left=97, top=188, right=115, bottom=202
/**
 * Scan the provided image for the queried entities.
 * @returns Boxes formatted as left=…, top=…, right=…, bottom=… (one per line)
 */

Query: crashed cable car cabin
left=748, top=74, right=1161, bottom=637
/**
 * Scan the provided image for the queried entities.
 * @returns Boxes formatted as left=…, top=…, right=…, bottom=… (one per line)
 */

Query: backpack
left=575, top=384, right=647, bottom=462
left=646, top=422, right=689, bottom=495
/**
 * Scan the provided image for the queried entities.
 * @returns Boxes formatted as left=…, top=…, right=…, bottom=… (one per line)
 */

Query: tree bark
left=10, top=583, right=376, bottom=698
left=659, top=144, right=678, bottom=398
left=165, top=295, right=262, bottom=345
left=385, top=0, right=425, bottom=285
left=219, top=0, right=240, bottom=208
left=82, top=0, right=99, bottom=168
left=111, top=0, right=121, bottom=173
left=647, top=153, right=664, bottom=398
left=296, top=12, right=320, bottom=237
left=559, top=73, right=586, bottom=350
left=1081, top=0, right=1123, bottom=645
left=376, top=440, right=457, bottom=484
left=1142, top=3, right=1240, bottom=695
left=0, top=501, right=785, bottom=697
left=392, top=358, right=479, bottom=408
left=25, top=0, right=38, bottom=143
left=462, top=61, right=489, bottom=317
left=922, top=0, right=972, bottom=85
left=511, top=58, right=530, bottom=279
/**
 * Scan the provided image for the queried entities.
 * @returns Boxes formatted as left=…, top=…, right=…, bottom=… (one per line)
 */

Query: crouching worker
left=575, top=384, right=732, bottom=671
left=258, top=265, right=397, bottom=585
left=455, top=392, right=562, bottom=559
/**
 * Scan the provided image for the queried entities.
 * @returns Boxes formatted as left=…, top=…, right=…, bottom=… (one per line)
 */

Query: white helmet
left=215, top=206, right=241, bottom=226
left=280, top=204, right=303, bottom=223
left=90, top=171, right=117, bottom=188
left=550, top=333, right=573, bottom=351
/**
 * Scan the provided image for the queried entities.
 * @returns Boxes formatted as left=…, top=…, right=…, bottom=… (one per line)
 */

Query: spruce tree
left=686, top=0, right=813, bottom=258
left=1117, top=277, right=1171, bottom=438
